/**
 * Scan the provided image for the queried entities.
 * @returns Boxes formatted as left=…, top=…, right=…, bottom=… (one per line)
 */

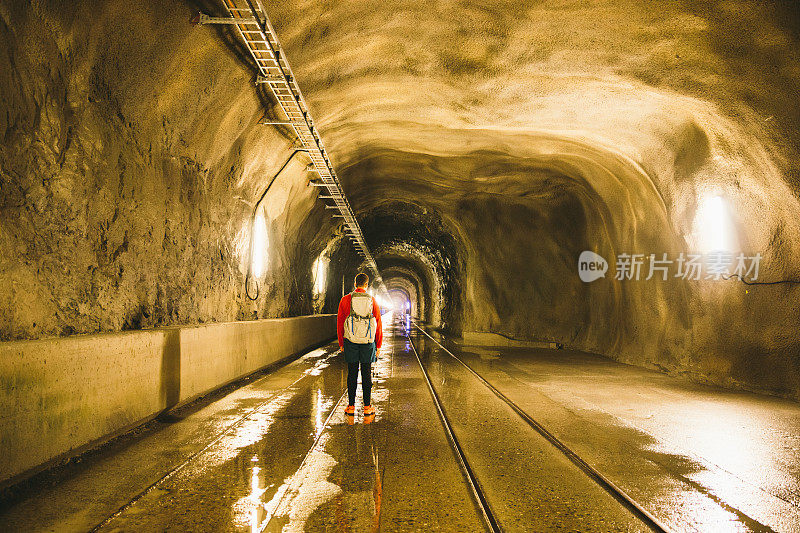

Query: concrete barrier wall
left=0, top=314, right=336, bottom=486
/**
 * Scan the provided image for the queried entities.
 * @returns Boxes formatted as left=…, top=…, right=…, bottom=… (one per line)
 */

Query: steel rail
left=260, top=389, right=350, bottom=532
left=409, top=322, right=671, bottom=533
left=402, top=322, right=501, bottom=533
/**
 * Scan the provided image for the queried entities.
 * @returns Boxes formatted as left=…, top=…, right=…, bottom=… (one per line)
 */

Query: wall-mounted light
left=251, top=207, right=268, bottom=279
left=692, top=194, right=738, bottom=254
left=312, top=254, right=328, bottom=296
left=245, top=148, right=309, bottom=301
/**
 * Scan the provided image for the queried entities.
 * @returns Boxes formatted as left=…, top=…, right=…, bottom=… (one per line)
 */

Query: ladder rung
left=197, top=13, right=259, bottom=25
left=256, top=74, right=288, bottom=83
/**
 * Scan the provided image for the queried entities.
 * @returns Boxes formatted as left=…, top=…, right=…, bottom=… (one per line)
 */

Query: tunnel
left=2, top=0, right=800, bottom=531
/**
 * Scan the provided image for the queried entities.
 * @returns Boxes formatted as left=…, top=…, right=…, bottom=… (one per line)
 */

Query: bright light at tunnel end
left=375, top=294, right=393, bottom=310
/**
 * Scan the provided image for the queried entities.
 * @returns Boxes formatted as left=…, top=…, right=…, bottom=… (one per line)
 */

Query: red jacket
left=337, top=288, right=383, bottom=349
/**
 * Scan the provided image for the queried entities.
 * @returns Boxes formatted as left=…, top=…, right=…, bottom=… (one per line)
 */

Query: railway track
left=404, top=321, right=671, bottom=533
left=79, top=321, right=670, bottom=532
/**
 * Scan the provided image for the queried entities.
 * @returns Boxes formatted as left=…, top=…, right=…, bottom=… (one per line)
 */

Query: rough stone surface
left=273, top=0, right=800, bottom=399
left=0, top=0, right=337, bottom=342
left=2, top=0, right=800, bottom=399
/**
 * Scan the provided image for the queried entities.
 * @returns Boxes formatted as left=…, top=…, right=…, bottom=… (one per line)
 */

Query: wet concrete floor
left=1, top=316, right=798, bottom=531
left=413, top=324, right=800, bottom=533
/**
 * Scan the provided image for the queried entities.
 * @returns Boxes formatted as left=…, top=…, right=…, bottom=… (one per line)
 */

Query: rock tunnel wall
left=2, top=0, right=800, bottom=402
left=268, top=0, right=800, bottom=399
left=0, top=0, right=338, bottom=341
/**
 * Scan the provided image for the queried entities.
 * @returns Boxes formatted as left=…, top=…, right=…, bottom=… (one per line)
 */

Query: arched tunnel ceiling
left=287, top=1, right=800, bottom=397
left=2, top=0, right=800, bottom=400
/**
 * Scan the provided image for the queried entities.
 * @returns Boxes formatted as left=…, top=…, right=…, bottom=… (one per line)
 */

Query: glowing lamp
left=692, top=195, right=738, bottom=254
left=251, top=208, right=268, bottom=278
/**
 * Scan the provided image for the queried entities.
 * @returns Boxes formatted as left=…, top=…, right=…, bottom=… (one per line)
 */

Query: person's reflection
left=309, top=421, right=382, bottom=531
left=370, top=442, right=382, bottom=532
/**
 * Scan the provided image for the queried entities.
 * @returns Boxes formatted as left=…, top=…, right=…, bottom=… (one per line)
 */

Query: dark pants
left=343, top=339, right=376, bottom=406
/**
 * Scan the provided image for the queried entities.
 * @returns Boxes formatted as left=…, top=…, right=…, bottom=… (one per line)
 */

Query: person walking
left=338, top=272, right=383, bottom=418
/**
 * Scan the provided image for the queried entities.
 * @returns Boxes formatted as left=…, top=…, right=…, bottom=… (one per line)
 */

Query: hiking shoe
left=345, top=405, right=355, bottom=416
left=363, top=405, right=375, bottom=416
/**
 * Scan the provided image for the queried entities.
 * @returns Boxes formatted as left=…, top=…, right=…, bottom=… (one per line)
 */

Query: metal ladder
left=195, top=0, right=385, bottom=290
